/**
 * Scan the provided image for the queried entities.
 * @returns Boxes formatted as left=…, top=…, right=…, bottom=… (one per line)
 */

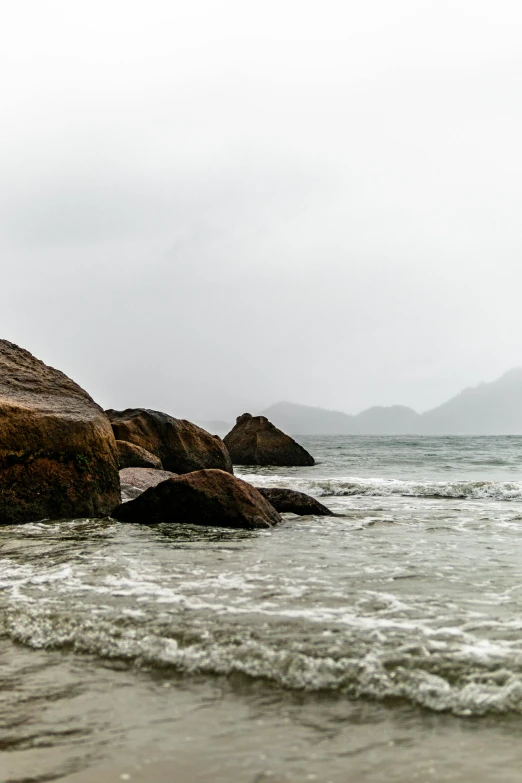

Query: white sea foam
left=4, top=601, right=522, bottom=717
left=243, top=474, right=522, bottom=501
left=3, top=437, right=522, bottom=722
left=2, top=546, right=522, bottom=718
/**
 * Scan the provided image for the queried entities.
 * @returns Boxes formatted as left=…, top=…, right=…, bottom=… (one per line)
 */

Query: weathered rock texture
left=112, top=469, right=282, bottom=529
left=106, top=409, right=233, bottom=475
left=224, top=413, right=315, bottom=467
left=119, top=467, right=177, bottom=501
left=0, top=340, right=120, bottom=524
left=257, top=487, right=333, bottom=516
left=116, top=440, right=163, bottom=470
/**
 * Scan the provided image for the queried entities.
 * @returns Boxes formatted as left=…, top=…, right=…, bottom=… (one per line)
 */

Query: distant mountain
left=259, top=401, right=356, bottom=435
left=355, top=405, right=420, bottom=434
left=260, top=401, right=420, bottom=435
left=260, top=369, right=522, bottom=435
left=420, top=368, right=522, bottom=434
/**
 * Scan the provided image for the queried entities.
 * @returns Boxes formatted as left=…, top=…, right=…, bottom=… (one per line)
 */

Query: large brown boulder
left=116, top=440, right=162, bottom=470
left=112, top=469, right=282, bottom=529
left=224, top=413, right=315, bottom=467
left=119, top=467, right=177, bottom=501
left=256, top=487, right=333, bottom=516
left=0, top=341, right=120, bottom=524
left=106, top=409, right=233, bottom=475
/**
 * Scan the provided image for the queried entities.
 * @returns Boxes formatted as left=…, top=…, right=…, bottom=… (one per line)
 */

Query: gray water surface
left=3, top=436, right=522, bottom=781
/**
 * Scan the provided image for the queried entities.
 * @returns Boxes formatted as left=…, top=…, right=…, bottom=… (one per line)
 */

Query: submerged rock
left=256, top=487, right=333, bottom=516
left=106, top=408, right=233, bottom=475
left=112, top=468, right=282, bottom=529
left=119, top=467, right=177, bottom=501
left=116, top=440, right=163, bottom=470
left=224, top=413, right=315, bottom=467
left=0, top=340, right=120, bottom=524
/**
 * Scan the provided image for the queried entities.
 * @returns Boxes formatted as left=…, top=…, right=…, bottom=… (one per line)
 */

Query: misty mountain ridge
left=260, top=369, right=522, bottom=435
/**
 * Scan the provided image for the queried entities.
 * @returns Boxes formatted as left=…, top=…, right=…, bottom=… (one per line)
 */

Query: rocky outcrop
left=112, top=469, right=282, bottom=529
left=224, top=413, right=315, bottom=467
left=116, top=440, right=162, bottom=470
left=106, top=409, right=233, bottom=475
left=119, top=467, right=177, bottom=501
left=256, top=487, right=333, bottom=516
left=118, top=467, right=330, bottom=516
left=0, top=340, right=120, bottom=524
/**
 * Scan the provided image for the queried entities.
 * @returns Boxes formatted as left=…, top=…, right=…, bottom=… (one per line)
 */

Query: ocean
left=3, top=436, right=522, bottom=782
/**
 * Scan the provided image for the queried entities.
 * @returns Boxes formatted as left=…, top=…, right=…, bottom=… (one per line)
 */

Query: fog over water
left=2, top=0, right=522, bottom=420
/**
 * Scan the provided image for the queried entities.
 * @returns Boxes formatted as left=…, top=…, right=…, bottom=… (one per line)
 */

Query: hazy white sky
left=2, top=0, right=522, bottom=419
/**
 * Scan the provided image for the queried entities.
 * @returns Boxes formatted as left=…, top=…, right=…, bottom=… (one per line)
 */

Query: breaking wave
left=244, top=475, right=522, bottom=501
left=4, top=603, right=522, bottom=717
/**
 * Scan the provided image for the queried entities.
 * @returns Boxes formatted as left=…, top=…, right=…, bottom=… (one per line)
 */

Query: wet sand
left=3, top=641, right=522, bottom=783
left=52, top=722, right=522, bottom=783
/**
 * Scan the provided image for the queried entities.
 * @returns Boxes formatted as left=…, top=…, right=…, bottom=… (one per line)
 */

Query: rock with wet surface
left=256, top=487, right=333, bottom=516
left=224, top=413, right=315, bottom=467
left=112, top=468, right=282, bottom=529
left=0, top=340, right=120, bottom=524
left=106, top=408, right=233, bottom=474
left=119, top=467, right=178, bottom=501
left=116, top=440, right=163, bottom=470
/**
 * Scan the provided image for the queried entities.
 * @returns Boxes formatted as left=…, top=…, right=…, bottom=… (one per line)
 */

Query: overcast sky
left=2, top=0, right=522, bottom=420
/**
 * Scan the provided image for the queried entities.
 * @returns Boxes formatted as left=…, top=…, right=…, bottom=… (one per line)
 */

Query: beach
left=4, top=435, right=522, bottom=781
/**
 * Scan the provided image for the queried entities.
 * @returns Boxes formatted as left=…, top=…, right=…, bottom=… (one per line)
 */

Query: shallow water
left=3, top=435, right=522, bottom=781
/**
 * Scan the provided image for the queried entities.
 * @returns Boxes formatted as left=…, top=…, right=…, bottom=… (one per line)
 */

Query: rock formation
left=106, top=409, right=233, bottom=474
left=116, top=440, right=163, bottom=470
left=0, top=340, right=120, bottom=524
left=112, top=469, right=281, bottom=529
left=119, top=467, right=178, bottom=501
left=256, top=487, right=333, bottom=516
left=224, top=413, right=315, bottom=466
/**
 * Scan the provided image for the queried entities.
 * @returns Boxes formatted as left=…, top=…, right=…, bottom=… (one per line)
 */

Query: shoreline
left=4, top=635, right=522, bottom=783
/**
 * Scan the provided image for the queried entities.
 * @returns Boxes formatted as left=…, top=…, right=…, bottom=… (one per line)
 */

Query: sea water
left=3, top=436, right=522, bottom=782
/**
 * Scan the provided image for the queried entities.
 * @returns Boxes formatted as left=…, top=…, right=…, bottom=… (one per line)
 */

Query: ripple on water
left=2, top=491, right=522, bottom=717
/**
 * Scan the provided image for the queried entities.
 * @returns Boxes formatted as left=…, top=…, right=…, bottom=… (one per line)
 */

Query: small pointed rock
left=224, top=413, right=314, bottom=467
